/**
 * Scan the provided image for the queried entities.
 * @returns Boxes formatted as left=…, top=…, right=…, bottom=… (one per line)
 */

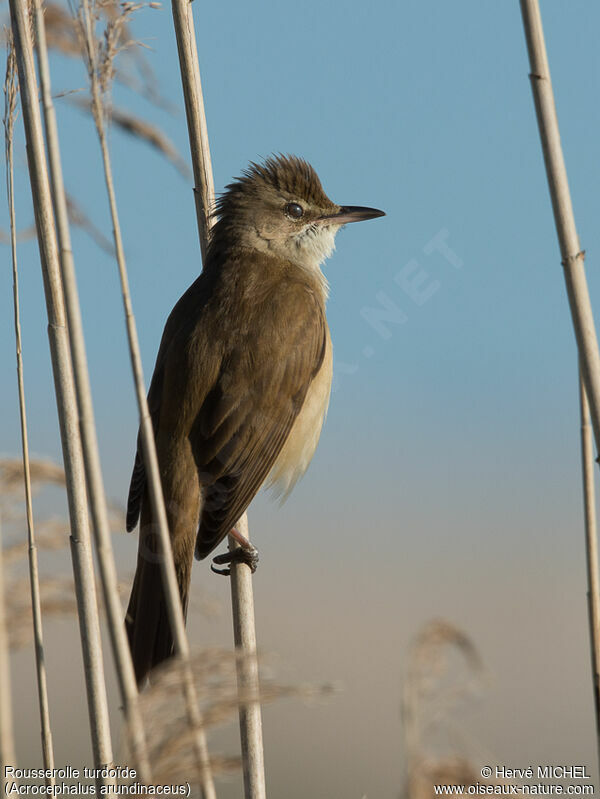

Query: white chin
left=295, top=225, right=337, bottom=268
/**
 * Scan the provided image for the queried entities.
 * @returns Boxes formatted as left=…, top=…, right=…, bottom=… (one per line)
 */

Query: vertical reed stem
left=579, top=372, right=600, bottom=768
left=32, top=0, right=151, bottom=780
left=8, top=0, right=113, bottom=786
left=168, top=1, right=266, bottom=794
left=4, top=32, right=55, bottom=777
left=520, top=0, right=600, bottom=451
left=169, top=0, right=214, bottom=261
left=520, top=0, right=600, bottom=770
left=77, top=1, right=214, bottom=791
left=0, top=518, right=17, bottom=776
left=229, top=517, right=266, bottom=799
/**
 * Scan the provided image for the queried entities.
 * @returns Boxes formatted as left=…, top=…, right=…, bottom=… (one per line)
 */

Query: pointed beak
left=318, top=205, right=386, bottom=225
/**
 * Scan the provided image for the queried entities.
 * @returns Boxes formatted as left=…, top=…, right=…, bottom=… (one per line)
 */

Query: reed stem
left=520, top=0, right=600, bottom=450
left=168, top=0, right=266, bottom=793
left=579, top=372, right=600, bottom=769
left=77, top=0, right=214, bottom=789
left=8, top=0, right=114, bottom=784
left=520, top=0, right=600, bottom=770
left=32, top=0, right=152, bottom=780
left=0, top=518, right=17, bottom=777
left=4, top=31, right=55, bottom=778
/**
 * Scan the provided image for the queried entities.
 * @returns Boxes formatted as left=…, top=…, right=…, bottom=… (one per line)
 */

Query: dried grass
left=1, top=0, right=184, bottom=253
left=6, top=573, right=133, bottom=649
left=43, top=1, right=81, bottom=57
left=3, top=25, right=18, bottom=138
left=406, top=758, right=478, bottom=799
left=0, top=455, right=76, bottom=650
left=0, top=455, right=219, bottom=650
left=74, top=0, right=155, bottom=108
left=124, top=648, right=335, bottom=786
left=3, top=0, right=166, bottom=103
left=0, top=457, right=66, bottom=528
left=0, top=457, right=65, bottom=492
left=402, top=619, right=485, bottom=799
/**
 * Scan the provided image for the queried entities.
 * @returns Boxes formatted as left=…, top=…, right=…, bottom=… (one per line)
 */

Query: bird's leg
left=211, top=528, right=259, bottom=576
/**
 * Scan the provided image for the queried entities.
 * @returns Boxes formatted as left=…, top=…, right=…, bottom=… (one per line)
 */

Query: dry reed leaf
left=1, top=195, right=115, bottom=253
left=110, top=105, right=190, bottom=178
left=0, top=223, right=37, bottom=243
left=112, top=64, right=175, bottom=112
left=68, top=95, right=190, bottom=178
left=65, top=191, right=115, bottom=254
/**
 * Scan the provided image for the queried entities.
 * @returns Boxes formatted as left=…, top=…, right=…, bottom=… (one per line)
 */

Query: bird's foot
left=211, top=530, right=259, bottom=576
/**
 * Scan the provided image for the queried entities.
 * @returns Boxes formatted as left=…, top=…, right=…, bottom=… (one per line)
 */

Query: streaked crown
left=217, top=154, right=335, bottom=215
left=207, top=154, right=384, bottom=287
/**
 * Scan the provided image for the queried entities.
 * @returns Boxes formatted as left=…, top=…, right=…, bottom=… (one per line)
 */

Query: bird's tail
left=125, top=527, right=194, bottom=685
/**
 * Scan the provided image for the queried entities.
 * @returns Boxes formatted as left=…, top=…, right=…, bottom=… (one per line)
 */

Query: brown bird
left=125, top=154, right=384, bottom=683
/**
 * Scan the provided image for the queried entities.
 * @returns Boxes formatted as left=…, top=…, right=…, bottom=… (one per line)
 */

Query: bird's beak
left=318, top=205, right=386, bottom=225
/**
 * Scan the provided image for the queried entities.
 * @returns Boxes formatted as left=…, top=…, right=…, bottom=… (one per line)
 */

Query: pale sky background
left=2, top=1, right=600, bottom=796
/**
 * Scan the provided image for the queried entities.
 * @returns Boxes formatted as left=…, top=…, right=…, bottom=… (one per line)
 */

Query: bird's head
left=211, top=154, right=385, bottom=284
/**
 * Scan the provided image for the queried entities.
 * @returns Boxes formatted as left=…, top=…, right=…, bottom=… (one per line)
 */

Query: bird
left=125, top=154, right=385, bottom=683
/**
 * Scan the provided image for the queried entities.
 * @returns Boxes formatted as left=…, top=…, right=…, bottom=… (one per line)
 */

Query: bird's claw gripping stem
left=211, top=533, right=259, bottom=576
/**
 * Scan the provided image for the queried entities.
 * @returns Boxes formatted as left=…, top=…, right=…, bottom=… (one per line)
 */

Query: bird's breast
left=266, top=329, right=333, bottom=499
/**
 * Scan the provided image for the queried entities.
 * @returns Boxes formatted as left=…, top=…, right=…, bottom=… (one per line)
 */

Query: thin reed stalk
left=7, top=0, right=114, bottom=785
left=520, top=1, right=600, bottom=451
left=579, top=372, right=600, bottom=767
left=168, top=1, right=266, bottom=794
left=76, top=1, right=214, bottom=791
left=228, top=518, right=265, bottom=799
left=32, top=0, right=151, bottom=780
left=169, top=0, right=214, bottom=261
left=0, top=517, right=17, bottom=775
left=4, top=31, right=55, bottom=778
left=520, top=0, right=600, bottom=768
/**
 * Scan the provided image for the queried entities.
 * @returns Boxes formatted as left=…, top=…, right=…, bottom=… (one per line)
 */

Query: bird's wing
left=193, top=285, right=327, bottom=559
left=125, top=275, right=207, bottom=532
left=125, top=368, right=163, bottom=532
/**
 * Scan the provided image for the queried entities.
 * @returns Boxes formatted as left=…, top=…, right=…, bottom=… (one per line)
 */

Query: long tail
left=125, top=525, right=194, bottom=685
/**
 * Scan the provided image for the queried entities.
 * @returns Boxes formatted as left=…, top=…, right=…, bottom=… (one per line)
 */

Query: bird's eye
left=285, top=202, right=304, bottom=219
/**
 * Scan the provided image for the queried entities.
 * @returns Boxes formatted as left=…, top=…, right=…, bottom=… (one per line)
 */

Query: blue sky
left=3, top=1, right=600, bottom=793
